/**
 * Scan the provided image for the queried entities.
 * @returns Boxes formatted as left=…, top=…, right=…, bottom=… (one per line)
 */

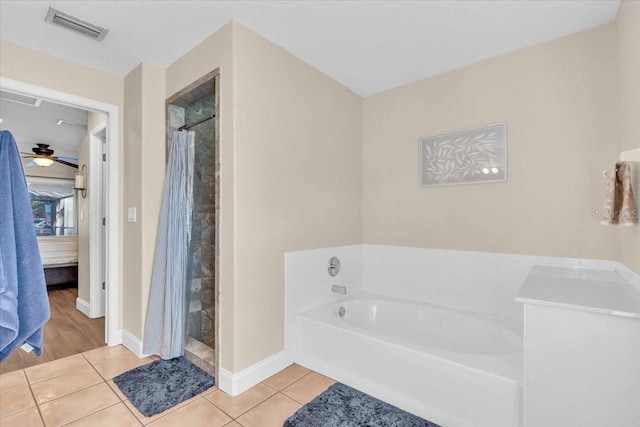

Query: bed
left=37, top=236, right=78, bottom=287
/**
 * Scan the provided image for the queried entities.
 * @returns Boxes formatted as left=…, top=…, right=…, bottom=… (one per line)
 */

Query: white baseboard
left=121, top=329, right=151, bottom=358
left=75, top=298, right=91, bottom=317
left=108, top=329, right=123, bottom=347
left=218, top=351, right=292, bottom=396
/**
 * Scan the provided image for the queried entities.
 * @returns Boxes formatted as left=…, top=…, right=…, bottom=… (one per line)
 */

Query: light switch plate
left=127, top=207, right=137, bottom=223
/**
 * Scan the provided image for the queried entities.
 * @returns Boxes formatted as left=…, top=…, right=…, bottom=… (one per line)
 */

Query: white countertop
left=516, top=266, right=640, bottom=319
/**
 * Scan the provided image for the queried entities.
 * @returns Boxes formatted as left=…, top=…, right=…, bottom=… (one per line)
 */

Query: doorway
left=0, top=77, right=120, bottom=366
left=166, top=70, right=220, bottom=379
left=89, top=125, right=107, bottom=318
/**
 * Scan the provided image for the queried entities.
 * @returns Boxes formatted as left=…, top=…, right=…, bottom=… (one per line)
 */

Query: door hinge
left=102, top=281, right=105, bottom=290
left=102, top=153, right=106, bottom=161
left=102, top=217, right=106, bottom=226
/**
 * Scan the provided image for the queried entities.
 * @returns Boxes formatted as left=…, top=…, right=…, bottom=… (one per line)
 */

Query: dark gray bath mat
left=113, top=356, right=214, bottom=417
left=284, top=383, right=439, bottom=427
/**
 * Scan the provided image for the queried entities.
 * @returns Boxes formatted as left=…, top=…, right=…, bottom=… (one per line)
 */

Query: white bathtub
left=293, top=293, right=523, bottom=427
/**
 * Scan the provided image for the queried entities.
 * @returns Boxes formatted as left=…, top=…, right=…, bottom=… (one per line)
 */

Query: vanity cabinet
left=517, top=266, right=640, bottom=427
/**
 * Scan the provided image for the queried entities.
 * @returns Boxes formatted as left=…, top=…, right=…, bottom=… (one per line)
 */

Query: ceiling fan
left=20, top=143, right=78, bottom=168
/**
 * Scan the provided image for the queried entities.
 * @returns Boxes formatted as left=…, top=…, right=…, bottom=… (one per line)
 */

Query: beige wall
left=0, top=40, right=122, bottom=109
left=616, top=1, right=640, bottom=274
left=122, top=64, right=166, bottom=339
left=232, top=24, right=362, bottom=370
left=165, top=22, right=236, bottom=369
left=362, top=24, right=619, bottom=261
left=123, top=65, right=143, bottom=335
left=139, top=65, right=166, bottom=335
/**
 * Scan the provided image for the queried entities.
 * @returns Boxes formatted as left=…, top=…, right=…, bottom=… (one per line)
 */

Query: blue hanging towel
left=0, top=130, right=50, bottom=361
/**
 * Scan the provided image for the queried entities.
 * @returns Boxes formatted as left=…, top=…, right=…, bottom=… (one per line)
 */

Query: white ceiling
left=0, top=1, right=620, bottom=96
left=0, top=96, right=87, bottom=158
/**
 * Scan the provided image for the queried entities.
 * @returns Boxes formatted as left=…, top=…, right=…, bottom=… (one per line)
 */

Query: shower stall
left=166, top=72, right=219, bottom=376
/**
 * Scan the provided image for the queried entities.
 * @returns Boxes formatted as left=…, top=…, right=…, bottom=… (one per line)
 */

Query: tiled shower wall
left=168, top=95, right=216, bottom=351
left=186, top=93, right=216, bottom=349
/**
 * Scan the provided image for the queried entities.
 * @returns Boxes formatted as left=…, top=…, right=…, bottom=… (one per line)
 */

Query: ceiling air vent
left=0, top=90, right=42, bottom=107
left=45, top=7, right=109, bottom=42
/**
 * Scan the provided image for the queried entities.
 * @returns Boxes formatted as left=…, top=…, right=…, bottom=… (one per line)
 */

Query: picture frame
left=419, top=123, right=507, bottom=187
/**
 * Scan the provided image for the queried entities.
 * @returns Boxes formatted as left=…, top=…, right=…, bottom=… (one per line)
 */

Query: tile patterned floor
left=0, top=346, right=335, bottom=426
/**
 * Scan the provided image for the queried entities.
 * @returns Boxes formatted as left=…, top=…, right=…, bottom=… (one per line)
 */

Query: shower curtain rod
left=178, top=114, right=215, bottom=131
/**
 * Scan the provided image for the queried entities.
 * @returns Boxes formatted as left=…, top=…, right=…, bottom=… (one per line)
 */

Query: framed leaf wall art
left=419, top=123, right=507, bottom=187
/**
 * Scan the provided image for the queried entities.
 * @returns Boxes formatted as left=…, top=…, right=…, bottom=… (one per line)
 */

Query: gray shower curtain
left=143, top=130, right=195, bottom=359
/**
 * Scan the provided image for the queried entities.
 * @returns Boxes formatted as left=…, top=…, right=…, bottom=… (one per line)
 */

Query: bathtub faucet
left=331, top=285, right=347, bottom=295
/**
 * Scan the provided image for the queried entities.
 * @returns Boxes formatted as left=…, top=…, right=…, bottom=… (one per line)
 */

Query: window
left=27, top=177, right=76, bottom=236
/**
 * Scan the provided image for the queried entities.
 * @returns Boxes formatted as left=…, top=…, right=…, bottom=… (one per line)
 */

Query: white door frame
left=0, top=77, right=121, bottom=346
left=89, top=124, right=106, bottom=318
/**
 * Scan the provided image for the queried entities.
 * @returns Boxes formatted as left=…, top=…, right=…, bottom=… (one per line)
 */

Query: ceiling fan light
left=33, top=156, right=54, bottom=167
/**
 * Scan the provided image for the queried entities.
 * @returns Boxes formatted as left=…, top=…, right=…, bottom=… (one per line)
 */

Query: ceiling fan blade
left=55, top=158, right=78, bottom=168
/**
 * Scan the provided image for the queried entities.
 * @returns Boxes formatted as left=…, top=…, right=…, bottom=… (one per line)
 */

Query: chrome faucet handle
left=328, top=257, right=341, bottom=277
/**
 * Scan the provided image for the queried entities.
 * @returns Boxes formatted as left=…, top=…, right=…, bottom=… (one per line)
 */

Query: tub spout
left=331, top=285, right=347, bottom=295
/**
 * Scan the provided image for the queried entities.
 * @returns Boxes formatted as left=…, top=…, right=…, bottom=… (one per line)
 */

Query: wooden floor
left=0, top=287, right=105, bottom=374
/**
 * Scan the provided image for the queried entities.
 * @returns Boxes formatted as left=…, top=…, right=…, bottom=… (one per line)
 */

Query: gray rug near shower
left=113, top=356, right=215, bottom=417
left=284, top=383, right=440, bottom=427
